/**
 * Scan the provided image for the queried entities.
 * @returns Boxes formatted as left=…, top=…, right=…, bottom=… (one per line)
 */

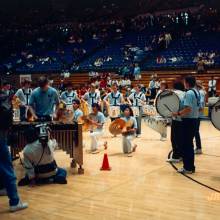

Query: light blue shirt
left=60, top=91, right=78, bottom=105
left=134, top=66, right=141, bottom=75
left=121, top=116, right=137, bottom=129
left=104, top=91, right=123, bottom=106
left=182, top=89, right=200, bottom=119
left=73, top=108, right=83, bottom=122
left=199, top=89, right=206, bottom=118
left=83, top=92, right=100, bottom=106
left=29, top=87, right=59, bottom=116
left=93, top=112, right=105, bottom=131
left=173, top=90, right=185, bottom=121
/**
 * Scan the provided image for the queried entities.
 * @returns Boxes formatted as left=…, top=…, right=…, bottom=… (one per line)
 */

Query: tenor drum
left=211, top=100, right=220, bottom=131
left=155, top=90, right=180, bottom=118
left=109, top=106, right=120, bottom=118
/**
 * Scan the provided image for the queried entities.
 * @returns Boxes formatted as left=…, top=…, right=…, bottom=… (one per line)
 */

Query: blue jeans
left=0, top=134, right=20, bottom=206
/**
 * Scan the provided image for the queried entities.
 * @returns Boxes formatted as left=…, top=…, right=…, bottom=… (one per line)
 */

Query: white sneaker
left=166, top=158, right=182, bottom=163
left=195, top=149, right=202, bottom=155
left=0, top=188, right=7, bottom=196
left=10, top=200, right=28, bottom=212
left=177, top=168, right=195, bottom=174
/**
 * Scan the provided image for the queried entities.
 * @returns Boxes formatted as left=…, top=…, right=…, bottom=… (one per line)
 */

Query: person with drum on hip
left=82, top=84, right=101, bottom=113
left=104, top=83, right=124, bottom=122
left=121, top=106, right=138, bottom=157
left=167, top=80, right=185, bottom=163
left=127, top=84, right=146, bottom=137
left=60, top=82, right=78, bottom=111
left=172, top=76, right=200, bottom=174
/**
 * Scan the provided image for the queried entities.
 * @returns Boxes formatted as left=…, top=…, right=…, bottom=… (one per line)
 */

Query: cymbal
left=109, top=118, right=126, bottom=135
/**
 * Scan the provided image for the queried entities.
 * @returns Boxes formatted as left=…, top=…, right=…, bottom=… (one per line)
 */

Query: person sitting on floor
left=18, top=126, right=67, bottom=186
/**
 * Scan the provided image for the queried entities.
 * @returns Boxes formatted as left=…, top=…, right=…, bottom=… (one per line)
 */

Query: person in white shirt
left=208, top=77, right=217, bottom=97
left=127, top=84, right=146, bottom=136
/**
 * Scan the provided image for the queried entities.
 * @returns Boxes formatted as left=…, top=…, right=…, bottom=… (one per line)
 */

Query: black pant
left=181, top=118, right=197, bottom=171
left=194, top=118, right=201, bottom=150
left=171, top=120, right=182, bottom=159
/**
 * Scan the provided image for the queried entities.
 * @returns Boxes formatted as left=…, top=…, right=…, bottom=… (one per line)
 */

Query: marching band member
left=14, top=79, right=32, bottom=121
left=104, top=83, right=124, bottom=122
left=121, top=106, right=138, bottom=157
left=60, top=82, right=78, bottom=110
left=194, top=80, right=206, bottom=155
left=18, top=126, right=67, bottom=186
left=14, top=79, right=32, bottom=106
left=127, top=84, right=146, bottom=137
left=167, top=80, right=185, bottom=163
left=72, top=99, right=83, bottom=122
left=82, top=84, right=101, bottom=112
left=172, top=76, right=200, bottom=174
left=29, top=76, right=60, bottom=121
left=89, top=103, right=107, bottom=153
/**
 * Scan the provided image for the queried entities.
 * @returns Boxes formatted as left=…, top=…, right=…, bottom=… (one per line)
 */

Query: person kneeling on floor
left=18, top=125, right=67, bottom=186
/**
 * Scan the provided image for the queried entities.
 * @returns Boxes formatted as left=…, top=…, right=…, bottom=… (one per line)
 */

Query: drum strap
left=22, top=89, right=31, bottom=105
left=89, top=93, right=97, bottom=105
left=134, top=93, right=144, bottom=106
left=190, top=89, right=200, bottom=107
left=111, top=92, right=121, bottom=106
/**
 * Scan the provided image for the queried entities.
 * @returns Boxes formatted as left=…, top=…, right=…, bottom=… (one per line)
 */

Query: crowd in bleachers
left=0, top=6, right=220, bottom=74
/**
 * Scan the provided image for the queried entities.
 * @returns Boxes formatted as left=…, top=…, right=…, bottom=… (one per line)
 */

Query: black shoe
left=54, top=177, right=67, bottom=184
left=18, top=176, right=30, bottom=186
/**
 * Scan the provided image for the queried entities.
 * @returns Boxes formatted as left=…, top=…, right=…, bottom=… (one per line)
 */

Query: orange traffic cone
left=100, top=153, right=111, bottom=171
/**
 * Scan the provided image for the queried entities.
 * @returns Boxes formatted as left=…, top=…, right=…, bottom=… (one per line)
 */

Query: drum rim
left=155, top=90, right=180, bottom=118
left=211, top=100, right=220, bottom=131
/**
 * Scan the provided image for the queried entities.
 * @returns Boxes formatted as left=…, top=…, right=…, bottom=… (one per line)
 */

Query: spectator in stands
left=197, top=57, right=205, bottom=73
left=165, top=33, right=172, bottom=48
left=134, top=63, right=141, bottom=80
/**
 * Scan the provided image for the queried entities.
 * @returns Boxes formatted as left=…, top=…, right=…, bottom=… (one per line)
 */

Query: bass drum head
left=155, top=90, right=180, bottom=118
left=211, top=100, right=220, bottom=131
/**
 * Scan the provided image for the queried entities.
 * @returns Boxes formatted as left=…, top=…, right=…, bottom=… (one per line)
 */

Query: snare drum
left=109, top=106, right=120, bottom=118
left=155, top=90, right=180, bottom=118
left=142, top=105, right=157, bottom=116
left=131, top=107, right=140, bottom=117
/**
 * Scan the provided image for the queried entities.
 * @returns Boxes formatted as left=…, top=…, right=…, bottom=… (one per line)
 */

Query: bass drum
left=211, top=100, right=220, bottom=131
left=155, top=90, right=180, bottom=118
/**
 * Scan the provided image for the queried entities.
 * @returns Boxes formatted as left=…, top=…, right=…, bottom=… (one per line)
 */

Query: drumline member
left=82, top=84, right=101, bottom=112
left=127, top=84, right=146, bottom=137
left=14, top=79, right=32, bottom=106
left=194, top=80, right=206, bottom=155
left=121, top=106, right=138, bottom=157
left=29, top=76, right=60, bottom=121
left=60, top=82, right=78, bottom=110
left=104, top=83, right=124, bottom=122
left=172, top=76, right=200, bottom=174
left=155, top=80, right=168, bottom=101
left=89, top=103, right=107, bottom=153
left=72, top=99, right=83, bottom=122
left=14, top=79, right=32, bottom=120
left=18, top=127, right=67, bottom=186
left=167, top=80, right=185, bottom=163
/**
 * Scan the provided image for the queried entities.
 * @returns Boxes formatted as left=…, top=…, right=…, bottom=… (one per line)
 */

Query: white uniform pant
left=122, top=135, right=135, bottom=153
left=90, top=130, right=104, bottom=151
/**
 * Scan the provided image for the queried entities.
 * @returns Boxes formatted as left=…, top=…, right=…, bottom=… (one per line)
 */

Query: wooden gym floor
left=0, top=120, right=220, bottom=220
